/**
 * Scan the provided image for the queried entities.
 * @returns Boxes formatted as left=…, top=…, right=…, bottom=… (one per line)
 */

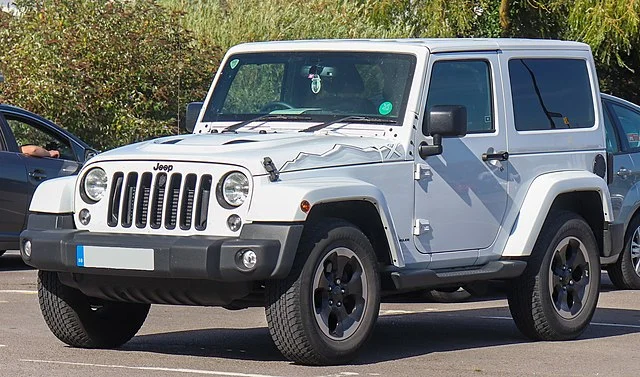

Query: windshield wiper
left=299, top=115, right=397, bottom=133
left=220, top=114, right=312, bottom=133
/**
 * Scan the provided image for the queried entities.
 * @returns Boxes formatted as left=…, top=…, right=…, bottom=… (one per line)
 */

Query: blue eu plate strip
left=76, top=245, right=85, bottom=267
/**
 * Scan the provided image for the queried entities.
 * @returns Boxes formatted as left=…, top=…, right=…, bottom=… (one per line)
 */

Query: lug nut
left=336, top=279, right=341, bottom=285
left=329, top=299, right=333, bottom=306
left=341, top=289, right=345, bottom=294
left=328, top=286, right=332, bottom=292
left=337, top=302, right=342, bottom=307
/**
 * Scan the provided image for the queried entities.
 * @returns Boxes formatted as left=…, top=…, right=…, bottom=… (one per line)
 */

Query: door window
left=509, top=59, right=594, bottom=131
left=4, top=115, right=76, bottom=161
left=609, top=103, right=640, bottom=151
left=603, top=105, right=620, bottom=153
left=425, top=60, right=493, bottom=133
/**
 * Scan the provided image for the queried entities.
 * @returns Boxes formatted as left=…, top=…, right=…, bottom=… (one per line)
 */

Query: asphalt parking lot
left=2, top=249, right=640, bottom=377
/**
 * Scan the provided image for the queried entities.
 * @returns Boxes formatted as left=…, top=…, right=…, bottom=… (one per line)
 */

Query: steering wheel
left=260, top=101, right=295, bottom=113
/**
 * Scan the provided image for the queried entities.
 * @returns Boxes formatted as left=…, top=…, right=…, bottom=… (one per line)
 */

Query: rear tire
left=507, top=211, right=600, bottom=340
left=607, top=216, right=640, bottom=289
left=38, top=270, right=150, bottom=348
left=265, top=218, right=380, bottom=365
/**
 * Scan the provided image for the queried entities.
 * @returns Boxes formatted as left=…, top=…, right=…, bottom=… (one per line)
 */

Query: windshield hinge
left=263, top=157, right=280, bottom=182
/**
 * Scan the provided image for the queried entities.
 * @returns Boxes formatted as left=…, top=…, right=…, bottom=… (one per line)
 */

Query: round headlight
left=83, top=168, right=108, bottom=202
left=221, top=172, right=249, bottom=207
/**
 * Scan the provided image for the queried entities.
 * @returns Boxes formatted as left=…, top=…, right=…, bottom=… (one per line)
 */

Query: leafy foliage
left=0, top=0, right=220, bottom=150
left=2, top=0, right=640, bottom=150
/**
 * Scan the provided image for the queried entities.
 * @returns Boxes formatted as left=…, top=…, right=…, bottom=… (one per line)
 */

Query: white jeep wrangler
left=21, top=39, right=623, bottom=365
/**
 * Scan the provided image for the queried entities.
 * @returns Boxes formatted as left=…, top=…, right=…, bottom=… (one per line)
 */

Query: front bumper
left=20, top=214, right=303, bottom=282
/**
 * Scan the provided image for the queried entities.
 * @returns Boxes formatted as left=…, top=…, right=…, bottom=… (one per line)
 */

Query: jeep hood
left=90, top=132, right=406, bottom=175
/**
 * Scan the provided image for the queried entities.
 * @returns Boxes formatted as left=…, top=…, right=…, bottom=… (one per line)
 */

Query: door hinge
left=414, top=164, right=431, bottom=180
left=413, top=219, right=431, bottom=236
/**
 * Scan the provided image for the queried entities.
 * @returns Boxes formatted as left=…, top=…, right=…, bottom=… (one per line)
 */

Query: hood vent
left=223, top=139, right=258, bottom=145
left=160, top=138, right=184, bottom=144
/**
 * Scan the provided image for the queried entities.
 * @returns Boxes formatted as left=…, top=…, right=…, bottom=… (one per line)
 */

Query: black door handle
left=482, top=151, right=509, bottom=162
left=29, top=170, right=47, bottom=181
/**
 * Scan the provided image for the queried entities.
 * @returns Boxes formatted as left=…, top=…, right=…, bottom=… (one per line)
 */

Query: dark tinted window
left=603, top=104, right=620, bottom=153
left=610, top=102, right=640, bottom=150
left=509, top=59, right=594, bottom=131
left=426, top=60, right=493, bottom=133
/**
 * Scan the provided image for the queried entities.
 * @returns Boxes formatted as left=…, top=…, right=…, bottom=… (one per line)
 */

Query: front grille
left=107, top=171, right=212, bottom=231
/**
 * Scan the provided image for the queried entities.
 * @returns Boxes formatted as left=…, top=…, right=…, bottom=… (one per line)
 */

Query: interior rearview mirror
left=419, top=105, right=467, bottom=158
left=185, top=102, right=204, bottom=133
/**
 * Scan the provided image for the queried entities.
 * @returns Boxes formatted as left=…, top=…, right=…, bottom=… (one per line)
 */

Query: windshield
left=203, top=52, right=417, bottom=124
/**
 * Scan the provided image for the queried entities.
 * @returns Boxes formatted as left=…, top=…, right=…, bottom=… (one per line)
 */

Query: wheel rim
left=630, top=226, right=640, bottom=278
left=548, top=236, right=592, bottom=319
left=312, top=247, right=368, bottom=341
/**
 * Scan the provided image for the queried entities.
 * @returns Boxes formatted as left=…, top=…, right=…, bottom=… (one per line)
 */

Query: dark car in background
left=0, top=104, right=96, bottom=256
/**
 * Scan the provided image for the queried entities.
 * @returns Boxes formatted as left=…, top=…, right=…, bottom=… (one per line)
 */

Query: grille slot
left=150, top=173, right=167, bottom=229
left=121, top=172, right=138, bottom=228
left=164, top=174, right=182, bottom=230
left=107, top=170, right=210, bottom=231
left=135, top=173, right=152, bottom=228
left=194, top=175, right=212, bottom=231
left=180, top=174, right=197, bottom=230
left=107, top=173, right=124, bottom=227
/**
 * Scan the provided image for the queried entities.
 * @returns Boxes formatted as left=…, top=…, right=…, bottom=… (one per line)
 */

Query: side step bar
left=389, top=260, right=527, bottom=291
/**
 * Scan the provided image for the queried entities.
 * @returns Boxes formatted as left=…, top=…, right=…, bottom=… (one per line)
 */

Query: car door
left=0, top=115, right=31, bottom=249
left=3, top=111, right=82, bottom=181
left=602, top=99, right=637, bottom=219
left=605, top=98, right=640, bottom=220
left=413, top=53, right=508, bottom=261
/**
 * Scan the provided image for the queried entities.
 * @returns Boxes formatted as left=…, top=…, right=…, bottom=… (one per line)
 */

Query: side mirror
left=419, top=105, right=467, bottom=158
left=185, top=102, right=203, bottom=133
left=83, top=149, right=99, bottom=163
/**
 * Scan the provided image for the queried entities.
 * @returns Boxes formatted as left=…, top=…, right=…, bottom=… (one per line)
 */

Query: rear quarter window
left=509, top=59, right=594, bottom=131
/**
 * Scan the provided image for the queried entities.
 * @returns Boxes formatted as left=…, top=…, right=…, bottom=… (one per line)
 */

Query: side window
left=425, top=60, right=493, bottom=133
left=4, top=115, right=76, bottom=161
left=603, top=105, right=620, bottom=153
left=610, top=103, right=640, bottom=150
left=509, top=59, right=594, bottom=131
left=222, top=63, right=285, bottom=114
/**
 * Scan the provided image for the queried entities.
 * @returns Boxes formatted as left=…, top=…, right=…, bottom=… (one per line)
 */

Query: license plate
left=76, top=245, right=155, bottom=271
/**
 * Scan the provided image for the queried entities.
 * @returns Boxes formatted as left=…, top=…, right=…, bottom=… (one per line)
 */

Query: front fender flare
left=29, top=175, right=76, bottom=214
left=247, top=177, right=404, bottom=267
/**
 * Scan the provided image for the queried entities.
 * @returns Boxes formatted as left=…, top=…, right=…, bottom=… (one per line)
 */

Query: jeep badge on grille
left=153, top=163, right=173, bottom=172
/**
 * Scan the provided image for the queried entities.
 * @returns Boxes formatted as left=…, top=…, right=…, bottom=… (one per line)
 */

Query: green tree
left=0, top=0, right=220, bottom=150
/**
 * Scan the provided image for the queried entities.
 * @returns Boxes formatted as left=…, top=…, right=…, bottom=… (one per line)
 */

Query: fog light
left=79, top=209, right=91, bottom=225
left=241, top=249, right=257, bottom=270
left=23, top=240, right=32, bottom=258
left=227, top=214, right=242, bottom=232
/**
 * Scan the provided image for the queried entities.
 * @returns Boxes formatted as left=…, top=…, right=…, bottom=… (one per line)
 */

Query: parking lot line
left=0, top=289, right=37, bottom=294
left=479, top=315, right=640, bottom=329
left=20, top=359, right=287, bottom=377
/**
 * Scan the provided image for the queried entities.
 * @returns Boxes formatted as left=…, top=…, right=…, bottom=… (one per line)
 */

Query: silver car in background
left=602, top=93, right=640, bottom=289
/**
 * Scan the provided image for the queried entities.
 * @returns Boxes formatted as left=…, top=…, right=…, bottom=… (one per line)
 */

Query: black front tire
left=265, top=218, right=380, bottom=365
left=507, top=211, right=600, bottom=340
left=607, top=216, right=640, bottom=289
left=38, top=270, right=150, bottom=348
